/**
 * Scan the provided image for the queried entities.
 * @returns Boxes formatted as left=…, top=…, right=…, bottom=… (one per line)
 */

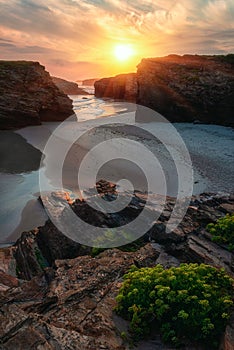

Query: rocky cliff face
left=52, top=76, right=89, bottom=95
left=136, top=55, right=234, bottom=125
left=94, top=73, right=137, bottom=102
left=94, top=55, right=234, bottom=126
left=0, top=61, right=74, bottom=129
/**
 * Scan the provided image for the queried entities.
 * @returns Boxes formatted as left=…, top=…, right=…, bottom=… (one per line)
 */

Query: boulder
left=0, top=61, right=74, bottom=129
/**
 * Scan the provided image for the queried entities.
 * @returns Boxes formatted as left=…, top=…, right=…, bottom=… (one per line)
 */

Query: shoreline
left=0, top=109, right=233, bottom=244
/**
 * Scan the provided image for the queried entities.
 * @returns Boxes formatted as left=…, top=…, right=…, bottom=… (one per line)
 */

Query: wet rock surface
left=0, top=182, right=233, bottom=349
left=0, top=61, right=74, bottom=129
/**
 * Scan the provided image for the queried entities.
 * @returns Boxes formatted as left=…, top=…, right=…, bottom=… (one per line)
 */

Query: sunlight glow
left=114, top=44, right=135, bottom=62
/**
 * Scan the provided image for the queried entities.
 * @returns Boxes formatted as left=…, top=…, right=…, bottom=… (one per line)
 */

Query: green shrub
left=115, top=263, right=233, bottom=348
left=206, top=214, right=234, bottom=251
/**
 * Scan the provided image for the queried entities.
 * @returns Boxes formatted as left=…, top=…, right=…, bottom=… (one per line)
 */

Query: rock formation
left=94, top=54, right=234, bottom=126
left=0, top=182, right=233, bottom=349
left=52, top=76, right=89, bottom=95
left=0, top=245, right=158, bottom=350
left=0, top=61, right=74, bottom=129
left=94, top=73, right=137, bottom=102
left=82, top=78, right=98, bottom=86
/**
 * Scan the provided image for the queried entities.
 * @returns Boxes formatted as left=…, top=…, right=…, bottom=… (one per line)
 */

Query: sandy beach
left=0, top=107, right=233, bottom=244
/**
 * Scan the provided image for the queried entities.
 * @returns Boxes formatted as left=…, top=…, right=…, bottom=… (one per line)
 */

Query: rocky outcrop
left=52, top=76, right=89, bottom=95
left=94, top=54, right=234, bottom=126
left=94, top=73, right=137, bottom=101
left=0, top=247, right=18, bottom=292
left=0, top=183, right=233, bottom=349
left=136, top=55, right=234, bottom=125
left=0, top=61, right=74, bottom=129
left=82, top=78, right=98, bottom=86
left=0, top=245, right=158, bottom=350
left=3, top=183, right=234, bottom=281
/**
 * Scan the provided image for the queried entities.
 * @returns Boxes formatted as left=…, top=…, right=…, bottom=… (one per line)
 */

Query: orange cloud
left=0, top=0, right=233, bottom=80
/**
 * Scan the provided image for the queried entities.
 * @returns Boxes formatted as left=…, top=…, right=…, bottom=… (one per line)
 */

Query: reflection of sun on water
left=114, top=44, right=135, bottom=62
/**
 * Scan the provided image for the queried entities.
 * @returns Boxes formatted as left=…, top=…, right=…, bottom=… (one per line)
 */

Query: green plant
left=115, top=264, right=233, bottom=348
left=120, top=331, right=127, bottom=340
left=91, top=228, right=145, bottom=257
left=206, top=214, right=234, bottom=251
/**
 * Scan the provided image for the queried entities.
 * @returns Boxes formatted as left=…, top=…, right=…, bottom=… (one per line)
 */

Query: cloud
left=0, top=0, right=233, bottom=79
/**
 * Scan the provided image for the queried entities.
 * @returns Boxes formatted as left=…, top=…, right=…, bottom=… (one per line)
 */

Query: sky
left=0, top=0, right=233, bottom=80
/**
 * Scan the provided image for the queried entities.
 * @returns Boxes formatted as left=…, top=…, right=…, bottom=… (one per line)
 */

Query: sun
left=114, top=44, right=134, bottom=62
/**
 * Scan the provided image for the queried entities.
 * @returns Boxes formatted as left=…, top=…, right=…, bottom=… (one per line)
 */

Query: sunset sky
left=0, top=0, right=233, bottom=80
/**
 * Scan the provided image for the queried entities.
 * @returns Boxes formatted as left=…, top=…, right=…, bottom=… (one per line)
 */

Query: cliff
left=52, top=76, right=89, bottom=95
left=82, top=78, right=98, bottom=86
left=94, top=73, right=137, bottom=101
left=94, top=55, right=234, bottom=126
left=0, top=61, right=74, bottom=129
left=0, top=183, right=233, bottom=349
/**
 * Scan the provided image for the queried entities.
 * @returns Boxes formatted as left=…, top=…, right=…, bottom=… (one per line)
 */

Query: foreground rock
left=95, top=54, right=234, bottom=126
left=52, top=76, right=90, bottom=95
left=3, top=184, right=234, bottom=281
left=0, top=245, right=158, bottom=350
left=0, top=61, right=74, bottom=129
left=0, top=184, right=233, bottom=349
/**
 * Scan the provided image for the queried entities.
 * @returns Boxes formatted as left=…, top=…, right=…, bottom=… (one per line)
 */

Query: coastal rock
left=52, top=76, right=90, bottom=95
left=7, top=186, right=234, bottom=281
left=94, top=73, right=137, bottom=101
left=0, top=61, right=74, bottom=129
left=220, top=312, right=234, bottom=350
left=136, top=55, right=234, bottom=125
left=0, top=247, right=19, bottom=291
left=0, top=245, right=158, bottom=350
left=82, top=78, right=98, bottom=86
left=94, top=55, right=234, bottom=126
left=0, top=185, right=234, bottom=349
